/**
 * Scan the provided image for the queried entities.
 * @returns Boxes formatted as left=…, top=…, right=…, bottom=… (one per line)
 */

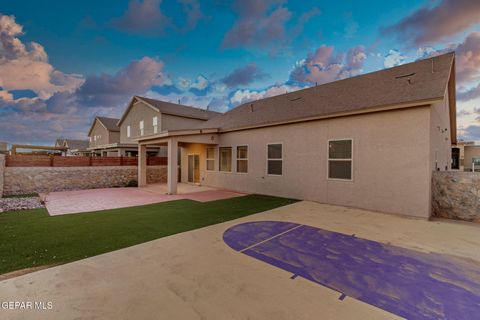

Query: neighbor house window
left=267, top=143, right=282, bottom=175
left=94, top=136, right=97, bottom=142
left=328, top=139, right=353, bottom=180
left=206, top=147, right=215, bottom=171
left=219, top=147, right=232, bottom=172
left=127, top=125, right=131, bottom=138
left=139, top=120, right=144, bottom=136
left=153, top=116, right=158, bottom=134
left=89, top=137, right=92, bottom=142
left=236, top=146, right=248, bottom=173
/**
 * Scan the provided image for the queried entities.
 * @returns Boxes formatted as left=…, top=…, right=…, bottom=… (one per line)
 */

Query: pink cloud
left=289, top=45, right=367, bottom=85
left=384, top=0, right=480, bottom=47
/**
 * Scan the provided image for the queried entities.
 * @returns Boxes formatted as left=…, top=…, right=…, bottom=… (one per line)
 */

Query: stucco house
left=133, top=52, right=456, bottom=219
left=55, top=139, right=89, bottom=156
left=464, top=145, right=480, bottom=172
left=87, top=116, right=144, bottom=156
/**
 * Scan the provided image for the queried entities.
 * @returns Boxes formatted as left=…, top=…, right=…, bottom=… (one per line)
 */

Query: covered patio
left=137, top=130, right=219, bottom=194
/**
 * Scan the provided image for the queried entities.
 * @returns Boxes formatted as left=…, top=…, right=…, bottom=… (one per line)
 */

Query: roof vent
left=288, top=96, right=302, bottom=102
left=250, top=104, right=254, bottom=112
left=395, top=72, right=416, bottom=79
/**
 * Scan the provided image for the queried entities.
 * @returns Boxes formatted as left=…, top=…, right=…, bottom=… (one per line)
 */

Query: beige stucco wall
left=3, top=165, right=166, bottom=195
left=429, top=91, right=452, bottom=172
left=89, top=120, right=111, bottom=147
left=464, top=146, right=480, bottom=171
left=162, top=114, right=206, bottom=131
left=120, top=101, right=209, bottom=144
left=180, top=106, right=433, bottom=218
left=120, top=102, right=161, bottom=144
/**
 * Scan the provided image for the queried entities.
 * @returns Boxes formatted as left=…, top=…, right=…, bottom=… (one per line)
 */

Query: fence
left=5, top=155, right=167, bottom=167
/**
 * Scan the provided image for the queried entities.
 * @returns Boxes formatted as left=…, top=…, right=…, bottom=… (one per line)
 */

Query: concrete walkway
left=1, top=201, right=480, bottom=319
left=45, top=183, right=246, bottom=215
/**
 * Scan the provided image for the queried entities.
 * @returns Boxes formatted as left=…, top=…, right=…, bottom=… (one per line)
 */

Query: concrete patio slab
left=45, top=183, right=246, bottom=215
left=1, top=201, right=480, bottom=319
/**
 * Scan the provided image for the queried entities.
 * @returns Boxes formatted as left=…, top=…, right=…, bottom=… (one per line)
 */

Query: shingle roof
left=138, top=96, right=221, bottom=120
left=64, top=139, right=89, bottom=150
left=195, top=52, right=455, bottom=131
left=97, top=117, right=120, bottom=132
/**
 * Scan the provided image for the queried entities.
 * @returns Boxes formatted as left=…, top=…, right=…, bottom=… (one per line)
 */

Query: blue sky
left=0, top=0, right=480, bottom=144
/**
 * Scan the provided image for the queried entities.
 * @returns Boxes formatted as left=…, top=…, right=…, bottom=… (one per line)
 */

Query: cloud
left=455, top=32, right=480, bottom=84
left=229, top=83, right=302, bottom=106
left=112, top=0, right=206, bottom=35
left=222, top=62, right=267, bottom=88
left=178, top=0, right=207, bottom=33
left=383, top=0, right=480, bottom=47
left=78, top=56, right=166, bottom=107
left=384, top=49, right=405, bottom=68
left=457, top=109, right=471, bottom=117
left=458, top=83, right=480, bottom=101
left=222, top=0, right=292, bottom=49
left=289, top=45, right=367, bottom=85
left=459, top=125, right=480, bottom=141
left=0, top=14, right=84, bottom=99
left=112, top=0, right=171, bottom=35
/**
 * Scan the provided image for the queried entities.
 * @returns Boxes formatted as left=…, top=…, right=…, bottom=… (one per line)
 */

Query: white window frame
left=127, top=125, right=131, bottom=138
left=206, top=146, right=216, bottom=171
left=153, top=116, right=158, bottom=134
left=94, top=135, right=97, bottom=142
left=236, top=145, right=248, bottom=174
left=327, top=138, right=354, bottom=182
left=219, top=146, right=233, bottom=173
left=139, top=120, right=144, bottom=136
left=266, top=142, right=283, bottom=176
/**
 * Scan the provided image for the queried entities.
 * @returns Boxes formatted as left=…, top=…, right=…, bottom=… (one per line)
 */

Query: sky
left=0, top=0, right=480, bottom=145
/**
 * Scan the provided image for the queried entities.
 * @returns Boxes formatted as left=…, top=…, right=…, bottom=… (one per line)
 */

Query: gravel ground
left=0, top=197, right=45, bottom=213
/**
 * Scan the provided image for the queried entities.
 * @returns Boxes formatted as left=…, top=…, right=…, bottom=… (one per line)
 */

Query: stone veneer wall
left=432, top=171, right=480, bottom=222
left=0, top=155, right=5, bottom=197
left=3, top=165, right=167, bottom=196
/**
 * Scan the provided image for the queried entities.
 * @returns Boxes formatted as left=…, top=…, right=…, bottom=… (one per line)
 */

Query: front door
left=188, top=155, right=200, bottom=183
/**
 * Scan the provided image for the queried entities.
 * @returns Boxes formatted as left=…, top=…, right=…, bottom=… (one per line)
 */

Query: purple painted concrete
left=223, top=221, right=480, bottom=320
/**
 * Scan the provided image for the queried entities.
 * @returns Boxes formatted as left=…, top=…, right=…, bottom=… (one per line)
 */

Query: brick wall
left=3, top=165, right=167, bottom=196
left=432, top=171, right=480, bottom=222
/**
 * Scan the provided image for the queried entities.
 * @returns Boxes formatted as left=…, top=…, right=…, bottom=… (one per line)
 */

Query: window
left=206, top=147, right=215, bottom=171
left=127, top=125, right=131, bottom=138
left=328, top=139, right=353, bottom=180
left=89, top=137, right=92, bottom=142
left=236, top=146, right=248, bottom=173
left=267, top=143, right=282, bottom=175
left=139, top=120, right=144, bottom=136
left=94, top=135, right=97, bottom=142
left=153, top=116, right=158, bottom=134
left=219, top=147, right=232, bottom=172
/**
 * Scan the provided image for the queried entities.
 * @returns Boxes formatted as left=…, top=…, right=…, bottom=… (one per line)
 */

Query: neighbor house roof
left=117, top=96, right=221, bottom=126
left=64, top=139, right=89, bottom=150
left=194, top=52, right=456, bottom=139
left=87, top=116, right=120, bottom=136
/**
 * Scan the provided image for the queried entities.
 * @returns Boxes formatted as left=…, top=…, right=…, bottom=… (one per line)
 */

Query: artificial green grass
left=0, top=195, right=297, bottom=275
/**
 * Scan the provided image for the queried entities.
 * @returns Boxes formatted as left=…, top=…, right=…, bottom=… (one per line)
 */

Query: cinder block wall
left=3, top=165, right=167, bottom=196
left=432, top=171, right=480, bottom=222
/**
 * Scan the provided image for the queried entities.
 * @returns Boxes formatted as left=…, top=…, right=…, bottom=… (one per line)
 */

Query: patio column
left=138, top=144, right=147, bottom=187
left=167, top=139, right=178, bottom=194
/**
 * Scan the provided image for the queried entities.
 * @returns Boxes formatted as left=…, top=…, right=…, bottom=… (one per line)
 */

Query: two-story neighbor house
left=55, top=139, right=89, bottom=156
left=87, top=116, right=139, bottom=156
left=135, top=52, right=457, bottom=219
left=117, top=96, right=221, bottom=155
